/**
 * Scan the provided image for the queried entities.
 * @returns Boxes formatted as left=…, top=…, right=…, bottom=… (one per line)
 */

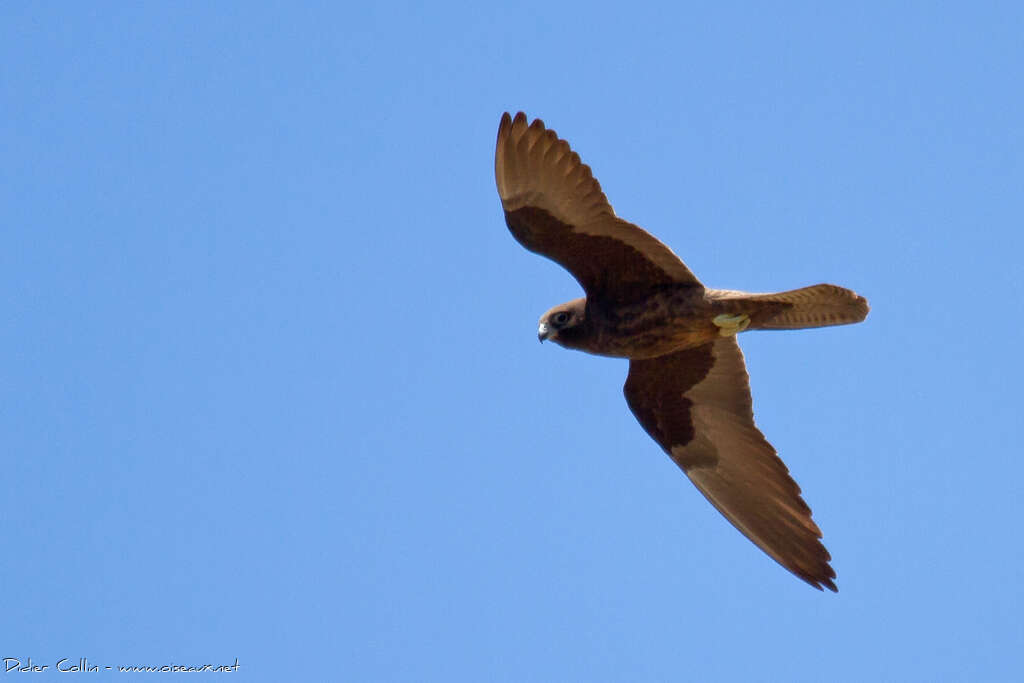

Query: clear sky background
left=3, top=3, right=1022, bottom=681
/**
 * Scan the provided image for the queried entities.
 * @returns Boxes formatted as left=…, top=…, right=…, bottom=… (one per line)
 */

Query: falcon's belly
left=587, top=289, right=732, bottom=359
left=594, top=320, right=719, bottom=359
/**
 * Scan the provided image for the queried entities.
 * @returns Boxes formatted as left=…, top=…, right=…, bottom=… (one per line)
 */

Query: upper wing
left=623, top=338, right=837, bottom=591
left=495, top=112, right=700, bottom=301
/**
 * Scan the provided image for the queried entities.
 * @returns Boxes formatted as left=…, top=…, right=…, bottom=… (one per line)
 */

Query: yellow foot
left=712, top=313, right=750, bottom=337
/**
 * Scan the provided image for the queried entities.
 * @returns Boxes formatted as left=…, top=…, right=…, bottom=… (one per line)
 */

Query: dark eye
left=552, top=311, right=570, bottom=326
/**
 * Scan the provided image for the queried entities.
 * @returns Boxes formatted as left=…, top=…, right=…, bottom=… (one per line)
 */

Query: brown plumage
left=495, top=112, right=869, bottom=591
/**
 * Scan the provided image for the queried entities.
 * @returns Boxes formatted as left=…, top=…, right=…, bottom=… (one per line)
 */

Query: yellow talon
left=713, top=313, right=750, bottom=337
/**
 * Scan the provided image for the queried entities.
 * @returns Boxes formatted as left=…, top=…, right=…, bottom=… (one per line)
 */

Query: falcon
left=495, top=112, right=869, bottom=591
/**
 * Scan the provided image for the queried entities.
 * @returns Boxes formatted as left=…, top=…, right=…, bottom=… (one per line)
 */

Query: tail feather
left=710, top=284, right=869, bottom=330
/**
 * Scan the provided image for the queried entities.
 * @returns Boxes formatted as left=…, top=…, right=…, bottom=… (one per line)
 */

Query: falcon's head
left=538, top=298, right=587, bottom=348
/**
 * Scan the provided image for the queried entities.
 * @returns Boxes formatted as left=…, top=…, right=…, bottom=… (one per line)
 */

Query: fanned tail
left=710, top=284, right=869, bottom=330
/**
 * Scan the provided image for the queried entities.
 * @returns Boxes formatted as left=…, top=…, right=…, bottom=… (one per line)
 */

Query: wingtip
left=802, top=569, right=838, bottom=593
left=792, top=574, right=837, bottom=593
left=497, top=111, right=513, bottom=141
left=497, top=111, right=537, bottom=147
left=498, top=111, right=542, bottom=132
left=496, top=112, right=551, bottom=198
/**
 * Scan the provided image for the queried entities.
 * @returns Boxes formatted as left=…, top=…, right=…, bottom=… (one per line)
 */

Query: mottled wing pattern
left=495, top=112, right=700, bottom=300
left=623, top=338, right=837, bottom=591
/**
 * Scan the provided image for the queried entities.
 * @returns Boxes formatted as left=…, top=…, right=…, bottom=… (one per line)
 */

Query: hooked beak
left=538, top=322, right=550, bottom=343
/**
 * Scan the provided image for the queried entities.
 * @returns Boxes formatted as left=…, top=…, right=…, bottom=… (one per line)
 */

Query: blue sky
left=3, top=2, right=1022, bottom=681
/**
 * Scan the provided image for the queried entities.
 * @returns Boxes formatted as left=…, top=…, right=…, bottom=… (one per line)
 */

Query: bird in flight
left=495, top=112, right=868, bottom=591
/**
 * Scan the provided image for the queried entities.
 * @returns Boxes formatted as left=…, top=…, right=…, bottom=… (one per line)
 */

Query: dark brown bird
left=495, top=112, right=868, bottom=591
